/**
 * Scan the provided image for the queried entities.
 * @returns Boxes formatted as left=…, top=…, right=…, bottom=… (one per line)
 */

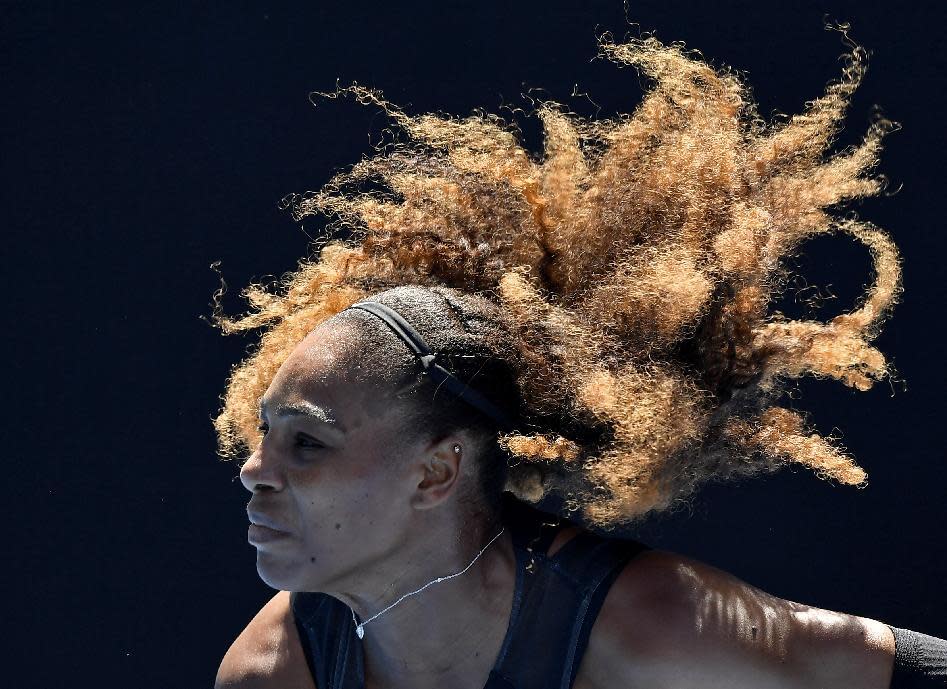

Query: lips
left=246, top=509, right=291, bottom=534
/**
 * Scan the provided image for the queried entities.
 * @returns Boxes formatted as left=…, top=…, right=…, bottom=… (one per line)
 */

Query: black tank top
left=290, top=494, right=652, bottom=689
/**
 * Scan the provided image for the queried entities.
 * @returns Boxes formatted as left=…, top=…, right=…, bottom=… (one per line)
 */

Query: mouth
left=248, top=523, right=292, bottom=545
left=246, top=509, right=292, bottom=534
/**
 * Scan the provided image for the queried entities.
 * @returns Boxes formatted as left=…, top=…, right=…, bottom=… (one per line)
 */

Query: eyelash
left=256, top=423, right=324, bottom=450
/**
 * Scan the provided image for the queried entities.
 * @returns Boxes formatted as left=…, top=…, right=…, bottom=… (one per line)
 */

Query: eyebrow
left=258, top=399, right=346, bottom=435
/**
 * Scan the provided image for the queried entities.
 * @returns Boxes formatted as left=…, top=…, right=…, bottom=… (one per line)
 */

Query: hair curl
left=211, top=30, right=903, bottom=531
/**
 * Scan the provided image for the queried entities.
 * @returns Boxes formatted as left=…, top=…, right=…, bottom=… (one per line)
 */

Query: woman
left=213, top=31, right=945, bottom=688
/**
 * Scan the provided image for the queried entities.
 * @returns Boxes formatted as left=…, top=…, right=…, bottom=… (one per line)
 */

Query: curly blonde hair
left=211, top=30, right=902, bottom=531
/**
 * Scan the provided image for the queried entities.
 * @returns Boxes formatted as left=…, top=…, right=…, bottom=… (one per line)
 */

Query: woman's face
left=239, top=323, right=427, bottom=593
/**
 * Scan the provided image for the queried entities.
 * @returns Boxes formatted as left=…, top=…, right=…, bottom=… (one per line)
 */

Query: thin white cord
left=351, top=526, right=506, bottom=639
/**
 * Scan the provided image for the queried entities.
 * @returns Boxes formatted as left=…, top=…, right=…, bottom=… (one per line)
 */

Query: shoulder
left=580, top=546, right=781, bottom=688
left=580, top=547, right=895, bottom=689
left=215, top=591, right=317, bottom=689
left=576, top=547, right=702, bottom=685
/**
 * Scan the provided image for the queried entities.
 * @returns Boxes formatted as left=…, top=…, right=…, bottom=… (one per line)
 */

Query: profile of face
left=239, top=320, right=467, bottom=593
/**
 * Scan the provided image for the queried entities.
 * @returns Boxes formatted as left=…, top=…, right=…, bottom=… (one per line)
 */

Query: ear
left=410, top=434, right=467, bottom=510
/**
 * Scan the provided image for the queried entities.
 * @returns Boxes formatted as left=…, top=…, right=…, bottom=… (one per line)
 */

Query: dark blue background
left=5, top=2, right=944, bottom=687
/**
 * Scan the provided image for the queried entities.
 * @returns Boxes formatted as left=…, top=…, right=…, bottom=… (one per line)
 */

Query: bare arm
left=215, top=591, right=317, bottom=689
left=599, top=549, right=895, bottom=689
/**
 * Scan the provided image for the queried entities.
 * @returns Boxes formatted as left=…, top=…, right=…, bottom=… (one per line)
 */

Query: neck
left=335, top=517, right=517, bottom=689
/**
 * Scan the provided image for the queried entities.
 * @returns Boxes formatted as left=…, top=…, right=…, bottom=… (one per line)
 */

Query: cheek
left=292, top=491, right=397, bottom=583
left=292, top=462, right=394, bottom=534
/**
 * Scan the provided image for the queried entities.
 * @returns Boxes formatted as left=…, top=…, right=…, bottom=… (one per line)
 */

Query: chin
left=254, top=551, right=304, bottom=591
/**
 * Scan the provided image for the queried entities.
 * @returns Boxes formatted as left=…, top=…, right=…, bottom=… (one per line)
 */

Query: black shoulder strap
left=490, top=531, right=651, bottom=689
left=290, top=591, right=364, bottom=689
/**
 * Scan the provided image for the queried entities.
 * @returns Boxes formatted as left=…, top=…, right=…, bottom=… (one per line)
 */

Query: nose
left=239, top=447, right=284, bottom=493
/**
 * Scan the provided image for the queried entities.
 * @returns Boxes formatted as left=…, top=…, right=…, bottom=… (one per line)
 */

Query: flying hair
left=210, top=27, right=903, bottom=531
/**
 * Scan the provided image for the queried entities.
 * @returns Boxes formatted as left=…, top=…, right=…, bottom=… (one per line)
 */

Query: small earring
left=453, top=444, right=461, bottom=454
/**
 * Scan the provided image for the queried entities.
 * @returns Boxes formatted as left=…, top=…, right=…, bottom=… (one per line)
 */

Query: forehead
left=263, top=322, right=400, bottom=429
left=278, top=324, right=361, bottom=383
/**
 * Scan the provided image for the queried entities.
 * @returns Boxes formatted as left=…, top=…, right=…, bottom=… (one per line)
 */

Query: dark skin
left=218, top=321, right=897, bottom=689
left=235, top=322, right=519, bottom=689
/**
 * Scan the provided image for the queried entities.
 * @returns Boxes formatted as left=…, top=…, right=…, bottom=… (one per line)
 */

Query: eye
left=257, top=423, right=323, bottom=450
left=294, top=433, right=324, bottom=450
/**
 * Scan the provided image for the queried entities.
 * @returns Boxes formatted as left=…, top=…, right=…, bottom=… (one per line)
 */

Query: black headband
left=346, top=300, right=517, bottom=432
